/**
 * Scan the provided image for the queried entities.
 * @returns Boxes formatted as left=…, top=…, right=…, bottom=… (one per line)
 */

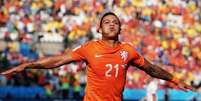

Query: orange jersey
left=71, top=40, right=144, bottom=101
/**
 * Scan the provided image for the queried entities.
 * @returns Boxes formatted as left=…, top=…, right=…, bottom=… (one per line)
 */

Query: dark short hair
left=99, top=12, right=121, bottom=28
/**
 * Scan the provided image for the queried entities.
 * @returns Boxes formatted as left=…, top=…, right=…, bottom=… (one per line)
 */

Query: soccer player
left=1, top=12, right=194, bottom=101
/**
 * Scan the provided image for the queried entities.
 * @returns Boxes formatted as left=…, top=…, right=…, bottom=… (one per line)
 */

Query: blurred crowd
left=0, top=0, right=201, bottom=99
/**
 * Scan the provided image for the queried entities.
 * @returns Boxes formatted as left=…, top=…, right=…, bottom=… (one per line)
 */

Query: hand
left=0, top=63, right=29, bottom=76
left=172, top=77, right=196, bottom=92
left=176, top=81, right=196, bottom=92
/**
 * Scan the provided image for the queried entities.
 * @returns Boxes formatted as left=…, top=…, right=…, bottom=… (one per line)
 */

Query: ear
left=98, top=28, right=102, bottom=33
left=118, top=27, right=121, bottom=34
left=96, top=21, right=101, bottom=33
left=96, top=27, right=99, bottom=33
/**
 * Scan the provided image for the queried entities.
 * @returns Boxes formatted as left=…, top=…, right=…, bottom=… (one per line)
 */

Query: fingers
left=185, top=85, right=196, bottom=92
left=171, top=82, right=193, bottom=92
left=178, top=83, right=196, bottom=92
left=0, top=68, right=19, bottom=81
left=178, top=86, right=188, bottom=92
left=0, top=68, right=16, bottom=75
left=1, top=64, right=27, bottom=76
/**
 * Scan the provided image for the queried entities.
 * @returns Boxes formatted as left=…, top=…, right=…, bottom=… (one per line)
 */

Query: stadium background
left=0, top=0, right=201, bottom=100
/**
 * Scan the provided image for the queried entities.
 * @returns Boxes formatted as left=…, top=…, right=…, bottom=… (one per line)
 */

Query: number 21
left=105, top=64, right=119, bottom=78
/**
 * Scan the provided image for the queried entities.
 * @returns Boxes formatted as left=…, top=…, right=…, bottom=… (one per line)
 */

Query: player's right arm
left=0, top=50, right=79, bottom=75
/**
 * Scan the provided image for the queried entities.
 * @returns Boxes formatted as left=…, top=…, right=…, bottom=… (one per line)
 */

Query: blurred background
left=0, top=0, right=201, bottom=101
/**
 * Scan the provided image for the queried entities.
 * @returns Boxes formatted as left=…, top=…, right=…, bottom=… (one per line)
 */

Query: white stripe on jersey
left=72, top=45, right=81, bottom=51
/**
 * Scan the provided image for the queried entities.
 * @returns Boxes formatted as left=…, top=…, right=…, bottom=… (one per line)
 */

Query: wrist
left=25, top=62, right=34, bottom=69
left=171, top=77, right=180, bottom=84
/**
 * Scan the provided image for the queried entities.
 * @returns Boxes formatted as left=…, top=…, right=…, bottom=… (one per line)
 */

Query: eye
left=103, top=21, right=109, bottom=24
left=113, top=21, right=119, bottom=24
left=111, top=20, right=119, bottom=25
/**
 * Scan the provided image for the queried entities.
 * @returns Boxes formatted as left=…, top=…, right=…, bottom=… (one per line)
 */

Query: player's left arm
left=133, top=58, right=195, bottom=91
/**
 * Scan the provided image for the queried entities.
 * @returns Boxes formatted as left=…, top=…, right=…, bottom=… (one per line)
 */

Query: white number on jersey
left=105, top=64, right=119, bottom=78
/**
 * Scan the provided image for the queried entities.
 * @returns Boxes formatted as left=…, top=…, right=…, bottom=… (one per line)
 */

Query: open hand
left=0, top=63, right=29, bottom=76
left=176, top=81, right=196, bottom=92
left=172, top=78, right=196, bottom=92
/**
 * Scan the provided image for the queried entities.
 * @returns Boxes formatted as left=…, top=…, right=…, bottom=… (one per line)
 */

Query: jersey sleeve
left=132, top=50, right=144, bottom=67
left=127, top=44, right=145, bottom=67
left=71, top=45, right=86, bottom=61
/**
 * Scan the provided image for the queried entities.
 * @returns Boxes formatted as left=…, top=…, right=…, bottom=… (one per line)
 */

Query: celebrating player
left=1, top=12, right=194, bottom=101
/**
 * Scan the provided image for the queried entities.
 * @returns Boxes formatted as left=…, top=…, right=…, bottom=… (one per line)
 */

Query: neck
left=102, top=37, right=119, bottom=48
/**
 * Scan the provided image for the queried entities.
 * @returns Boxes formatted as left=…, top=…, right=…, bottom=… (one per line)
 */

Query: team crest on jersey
left=120, top=51, right=128, bottom=62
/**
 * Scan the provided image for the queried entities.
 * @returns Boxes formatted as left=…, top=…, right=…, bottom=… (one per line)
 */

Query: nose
left=109, top=22, right=115, bottom=26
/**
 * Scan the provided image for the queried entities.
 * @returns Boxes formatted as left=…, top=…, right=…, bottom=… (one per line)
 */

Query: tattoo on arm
left=28, top=62, right=46, bottom=69
left=27, top=54, right=74, bottom=69
left=137, top=59, right=173, bottom=81
left=27, top=57, right=60, bottom=69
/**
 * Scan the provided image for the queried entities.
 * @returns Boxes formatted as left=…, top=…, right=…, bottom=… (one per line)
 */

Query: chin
left=105, top=35, right=118, bottom=40
left=102, top=32, right=119, bottom=39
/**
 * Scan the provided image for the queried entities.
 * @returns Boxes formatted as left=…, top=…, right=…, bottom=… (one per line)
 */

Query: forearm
left=26, top=54, right=73, bottom=69
left=139, top=59, right=175, bottom=82
left=144, top=63, right=173, bottom=81
left=28, top=59, right=57, bottom=69
left=140, top=59, right=195, bottom=91
left=26, top=57, right=62, bottom=69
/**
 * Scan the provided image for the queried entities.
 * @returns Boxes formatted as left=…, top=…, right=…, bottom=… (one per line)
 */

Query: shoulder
left=121, top=42, right=135, bottom=49
left=120, top=42, right=140, bottom=55
left=82, top=40, right=99, bottom=48
left=86, top=39, right=99, bottom=45
left=72, top=40, right=98, bottom=51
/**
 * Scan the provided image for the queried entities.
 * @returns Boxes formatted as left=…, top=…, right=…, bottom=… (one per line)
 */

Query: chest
left=87, top=48, right=129, bottom=65
left=85, top=48, right=130, bottom=78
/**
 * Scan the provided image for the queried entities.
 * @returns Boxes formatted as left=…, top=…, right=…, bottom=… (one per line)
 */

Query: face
left=99, top=15, right=121, bottom=40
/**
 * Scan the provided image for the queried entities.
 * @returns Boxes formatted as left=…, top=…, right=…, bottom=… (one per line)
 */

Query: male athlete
left=1, top=12, right=194, bottom=101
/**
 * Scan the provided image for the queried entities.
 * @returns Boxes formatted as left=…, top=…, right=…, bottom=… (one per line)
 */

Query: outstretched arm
left=1, top=50, right=76, bottom=75
left=132, top=58, right=195, bottom=91
left=137, top=59, right=173, bottom=81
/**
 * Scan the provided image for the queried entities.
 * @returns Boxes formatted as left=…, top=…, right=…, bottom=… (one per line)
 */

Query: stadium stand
left=0, top=0, right=201, bottom=100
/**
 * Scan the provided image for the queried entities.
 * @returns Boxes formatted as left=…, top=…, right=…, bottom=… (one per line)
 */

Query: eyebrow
left=102, top=19, right=109, bottom=22
left=103, top=19, right=118, bottom=22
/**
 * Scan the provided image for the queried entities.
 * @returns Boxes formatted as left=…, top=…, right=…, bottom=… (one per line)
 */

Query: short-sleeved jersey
left=71, top=40, right=144, bottom=101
